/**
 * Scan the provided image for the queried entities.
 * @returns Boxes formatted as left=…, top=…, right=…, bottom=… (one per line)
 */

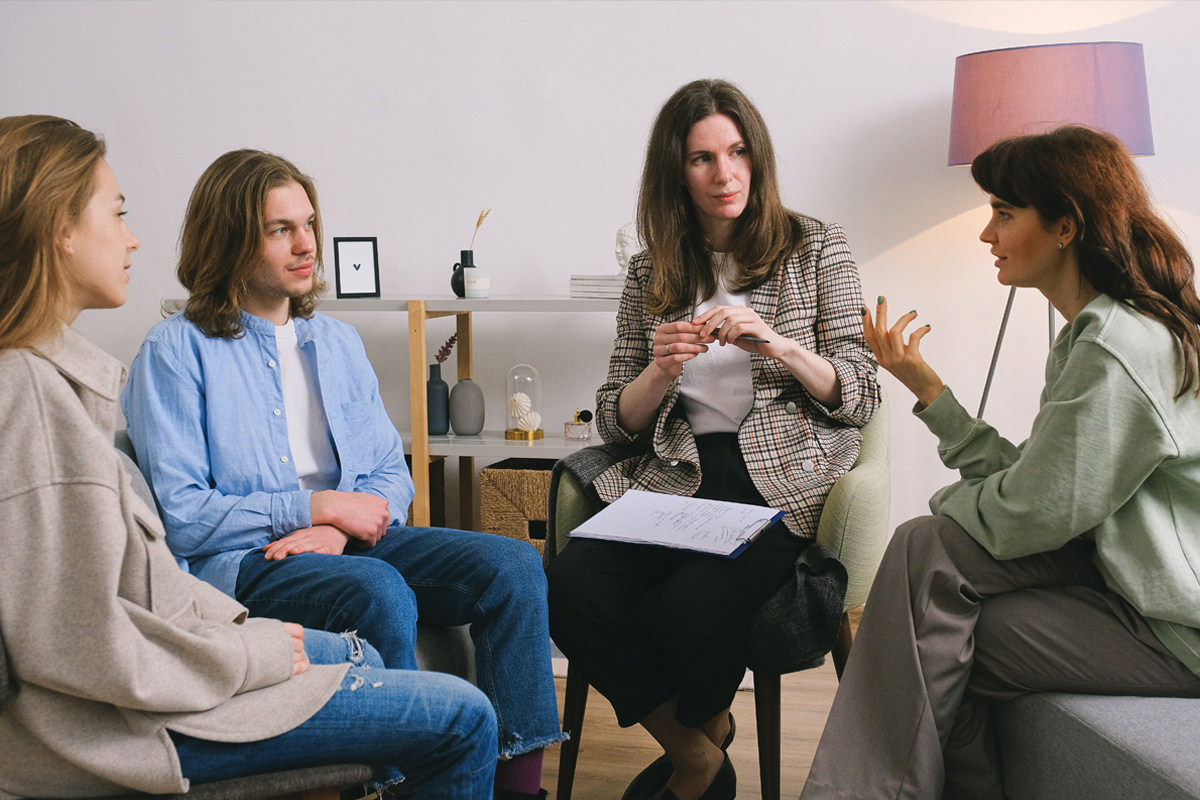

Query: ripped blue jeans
left=234, top=525, right=566, bottom=757
left=171, top=630, right=496, bottom=799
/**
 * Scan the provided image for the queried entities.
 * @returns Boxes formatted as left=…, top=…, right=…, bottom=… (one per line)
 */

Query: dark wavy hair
left=637, top=79, right=803, bottom=315
left=178, top=149, right=325, bottom=338
left=972, top=125, right=1200, bottom=397
left=0, top=115, right=106, bottom=350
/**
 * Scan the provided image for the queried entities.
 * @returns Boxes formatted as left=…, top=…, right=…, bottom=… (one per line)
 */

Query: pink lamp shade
left=948, top=41, right=1153, bottom=166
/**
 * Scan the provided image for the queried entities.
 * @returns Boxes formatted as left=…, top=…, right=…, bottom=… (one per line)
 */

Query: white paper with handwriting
left=568, top=489, right=784, bottom=557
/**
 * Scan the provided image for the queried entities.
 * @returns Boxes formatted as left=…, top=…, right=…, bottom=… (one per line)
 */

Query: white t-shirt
left=678, top=253, right=754, bottom=435
left=275, top=319, right=340, bottom=491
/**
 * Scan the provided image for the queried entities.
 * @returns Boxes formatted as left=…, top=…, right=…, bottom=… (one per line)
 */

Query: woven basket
left=479, top=458, right=556, bottom=553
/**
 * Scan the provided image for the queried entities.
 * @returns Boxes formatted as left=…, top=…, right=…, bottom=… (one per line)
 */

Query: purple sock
left=494, top=748, right=544, bottom=795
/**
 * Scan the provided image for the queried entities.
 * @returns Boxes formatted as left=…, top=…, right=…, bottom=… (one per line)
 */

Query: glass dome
left=505, top=363, right=544, bottom=440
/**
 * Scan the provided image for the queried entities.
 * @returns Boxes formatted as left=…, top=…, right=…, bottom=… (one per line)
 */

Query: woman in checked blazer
left=547, top=79, right=880, bottom=800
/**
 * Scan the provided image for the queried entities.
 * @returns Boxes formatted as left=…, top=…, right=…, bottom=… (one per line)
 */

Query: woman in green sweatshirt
left=801, top=125, right=1200, bottom=800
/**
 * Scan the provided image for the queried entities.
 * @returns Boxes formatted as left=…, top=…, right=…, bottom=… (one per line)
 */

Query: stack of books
left=569, top=273, right=625, bottom=299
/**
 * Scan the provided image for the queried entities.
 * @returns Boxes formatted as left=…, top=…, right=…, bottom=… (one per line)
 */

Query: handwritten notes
left=568, top=489, right=784, bottom=557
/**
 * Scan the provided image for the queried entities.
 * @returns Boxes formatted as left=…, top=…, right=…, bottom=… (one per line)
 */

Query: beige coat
left=0, top=327, right=347, bottom=799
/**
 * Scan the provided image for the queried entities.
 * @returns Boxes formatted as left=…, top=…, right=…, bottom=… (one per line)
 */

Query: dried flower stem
left=435, top=333, right=458, bottom=364
left=470, top=208, right=491, bottom=250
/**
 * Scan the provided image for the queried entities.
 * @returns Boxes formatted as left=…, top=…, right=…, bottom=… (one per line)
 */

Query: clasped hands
left=862, top=296, right=945, bottom=409
left=263, top=489, right=390, bottom=561
left=652, top=305, right=777, bottom=378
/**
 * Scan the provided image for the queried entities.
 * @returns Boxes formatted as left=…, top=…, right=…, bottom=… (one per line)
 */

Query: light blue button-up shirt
left=121, top=310, right=414, bottom=596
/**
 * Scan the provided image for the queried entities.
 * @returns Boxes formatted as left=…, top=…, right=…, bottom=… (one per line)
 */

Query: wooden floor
left=541, top=660, right=840, bottom=799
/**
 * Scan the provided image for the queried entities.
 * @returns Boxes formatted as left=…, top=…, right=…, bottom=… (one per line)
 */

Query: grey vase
left=449, top=377, right=485, bottom=435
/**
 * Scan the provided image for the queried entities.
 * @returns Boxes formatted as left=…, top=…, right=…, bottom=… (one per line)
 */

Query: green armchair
left=546, top=388, right=890, bottom=800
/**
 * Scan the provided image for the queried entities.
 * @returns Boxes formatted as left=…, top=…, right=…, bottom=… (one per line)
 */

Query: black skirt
left=547, top=433, right=808, bottom=727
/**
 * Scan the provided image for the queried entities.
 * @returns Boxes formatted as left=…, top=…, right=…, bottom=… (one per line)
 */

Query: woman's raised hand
left=863, top=296, right=945, bottom=408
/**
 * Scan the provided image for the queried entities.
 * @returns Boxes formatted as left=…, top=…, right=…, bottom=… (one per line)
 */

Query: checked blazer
left=593, top=214, right=881, bottom=540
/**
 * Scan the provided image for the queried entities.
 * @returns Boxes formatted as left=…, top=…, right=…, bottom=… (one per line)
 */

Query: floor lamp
left=947, top=41, right=1154, bottom=416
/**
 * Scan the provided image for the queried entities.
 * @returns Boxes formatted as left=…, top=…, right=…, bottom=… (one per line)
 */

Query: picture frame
left=333, top=237, right=381, bottom=298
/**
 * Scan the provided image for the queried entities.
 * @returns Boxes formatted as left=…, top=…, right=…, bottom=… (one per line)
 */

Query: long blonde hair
left=0, top=115, right=105, bottom=350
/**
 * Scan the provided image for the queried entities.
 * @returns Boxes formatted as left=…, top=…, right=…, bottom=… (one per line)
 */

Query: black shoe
left=721, top=713, right=736, bottom=750
left=648, top=752, right=736, bottom=800
left=621, top=715, right=736, bottom=800
left=621, top=755, right=672, bottom=800
left=494, top=790, right=548, bottom=800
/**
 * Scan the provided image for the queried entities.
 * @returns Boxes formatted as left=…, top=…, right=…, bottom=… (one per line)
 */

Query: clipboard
left=567, top=489, right=784, bottom=557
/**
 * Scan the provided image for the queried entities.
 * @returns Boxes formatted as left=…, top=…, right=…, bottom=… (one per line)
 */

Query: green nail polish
left=909, top=309, right=917, bottom=315
left=877, top=296, right=884, bottom=305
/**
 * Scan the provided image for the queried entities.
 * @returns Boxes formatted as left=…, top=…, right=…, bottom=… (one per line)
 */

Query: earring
left=1057, top=242, right=1064, bottom=250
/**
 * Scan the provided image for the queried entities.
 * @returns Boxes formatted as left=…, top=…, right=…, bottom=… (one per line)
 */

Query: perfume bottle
left=564, top=408, right=593, bottom=440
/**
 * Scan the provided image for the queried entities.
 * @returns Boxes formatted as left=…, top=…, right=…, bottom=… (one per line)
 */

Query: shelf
left=320, top=296, right=619, bottom=314
left=403, top=297, right=620, bottom=527
left=165, top=296, right=620, bottom=315
left=401, top=431, right=597, bottom=461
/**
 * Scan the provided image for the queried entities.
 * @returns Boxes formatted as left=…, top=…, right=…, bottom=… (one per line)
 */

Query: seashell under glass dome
left=505, top=364, right=544, bottom=440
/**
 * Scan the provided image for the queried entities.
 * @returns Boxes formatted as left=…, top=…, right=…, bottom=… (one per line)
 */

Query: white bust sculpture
left=615, top=221, right=644, bottom=274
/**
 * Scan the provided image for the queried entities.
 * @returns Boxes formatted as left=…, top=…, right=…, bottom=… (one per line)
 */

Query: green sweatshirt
left=917, top=293, right=1200, bottom=677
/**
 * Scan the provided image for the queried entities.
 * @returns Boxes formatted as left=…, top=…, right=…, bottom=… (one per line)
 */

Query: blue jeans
left=172, top=630, right=496, bottom=799
left=235, top=525, right=565, bottom=757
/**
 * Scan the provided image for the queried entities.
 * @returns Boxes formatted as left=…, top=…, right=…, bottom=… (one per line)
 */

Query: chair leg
left=557, top=660, right=589, bottom=800
left=831, top=610, right=854, bottom=681
left=753, top=670, right=782, bottom=800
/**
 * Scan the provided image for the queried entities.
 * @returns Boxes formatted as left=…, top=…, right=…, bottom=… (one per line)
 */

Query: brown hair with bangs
left=178, top=149, right=325, bottom=339
left=972, top=125, right=1200, bottom=397
left=637, top=79, right=803, bottom=315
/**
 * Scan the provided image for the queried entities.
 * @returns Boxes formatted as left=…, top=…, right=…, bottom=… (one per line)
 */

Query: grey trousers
left=800, top=515, right=1200, bottom=800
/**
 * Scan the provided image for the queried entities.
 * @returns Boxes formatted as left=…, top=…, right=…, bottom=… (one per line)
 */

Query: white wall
left=4, top=0, right=1197, bottom=529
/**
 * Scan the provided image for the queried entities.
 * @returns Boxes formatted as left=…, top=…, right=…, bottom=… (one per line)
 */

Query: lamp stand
left=977, top=288, right=1056, bottom=418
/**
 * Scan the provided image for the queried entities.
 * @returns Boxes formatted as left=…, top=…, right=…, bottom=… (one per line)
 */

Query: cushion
left=996, top=693, right=1200, bottom=800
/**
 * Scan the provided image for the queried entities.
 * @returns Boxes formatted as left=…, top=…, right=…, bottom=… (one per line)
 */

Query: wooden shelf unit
left=162, top=296, right=619, bottom=528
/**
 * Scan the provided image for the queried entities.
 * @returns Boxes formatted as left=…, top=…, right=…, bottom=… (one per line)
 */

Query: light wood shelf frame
left=404, top=297, right=618, bottom=527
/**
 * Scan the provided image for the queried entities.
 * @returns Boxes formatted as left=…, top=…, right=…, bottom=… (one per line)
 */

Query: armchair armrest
left=816, top=388, right=890, bottom=609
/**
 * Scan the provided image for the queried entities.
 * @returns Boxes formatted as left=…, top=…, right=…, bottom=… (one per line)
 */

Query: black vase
left=451, top=249, right=475, bottom=298
left=427, top=363, right=450, bottom=435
